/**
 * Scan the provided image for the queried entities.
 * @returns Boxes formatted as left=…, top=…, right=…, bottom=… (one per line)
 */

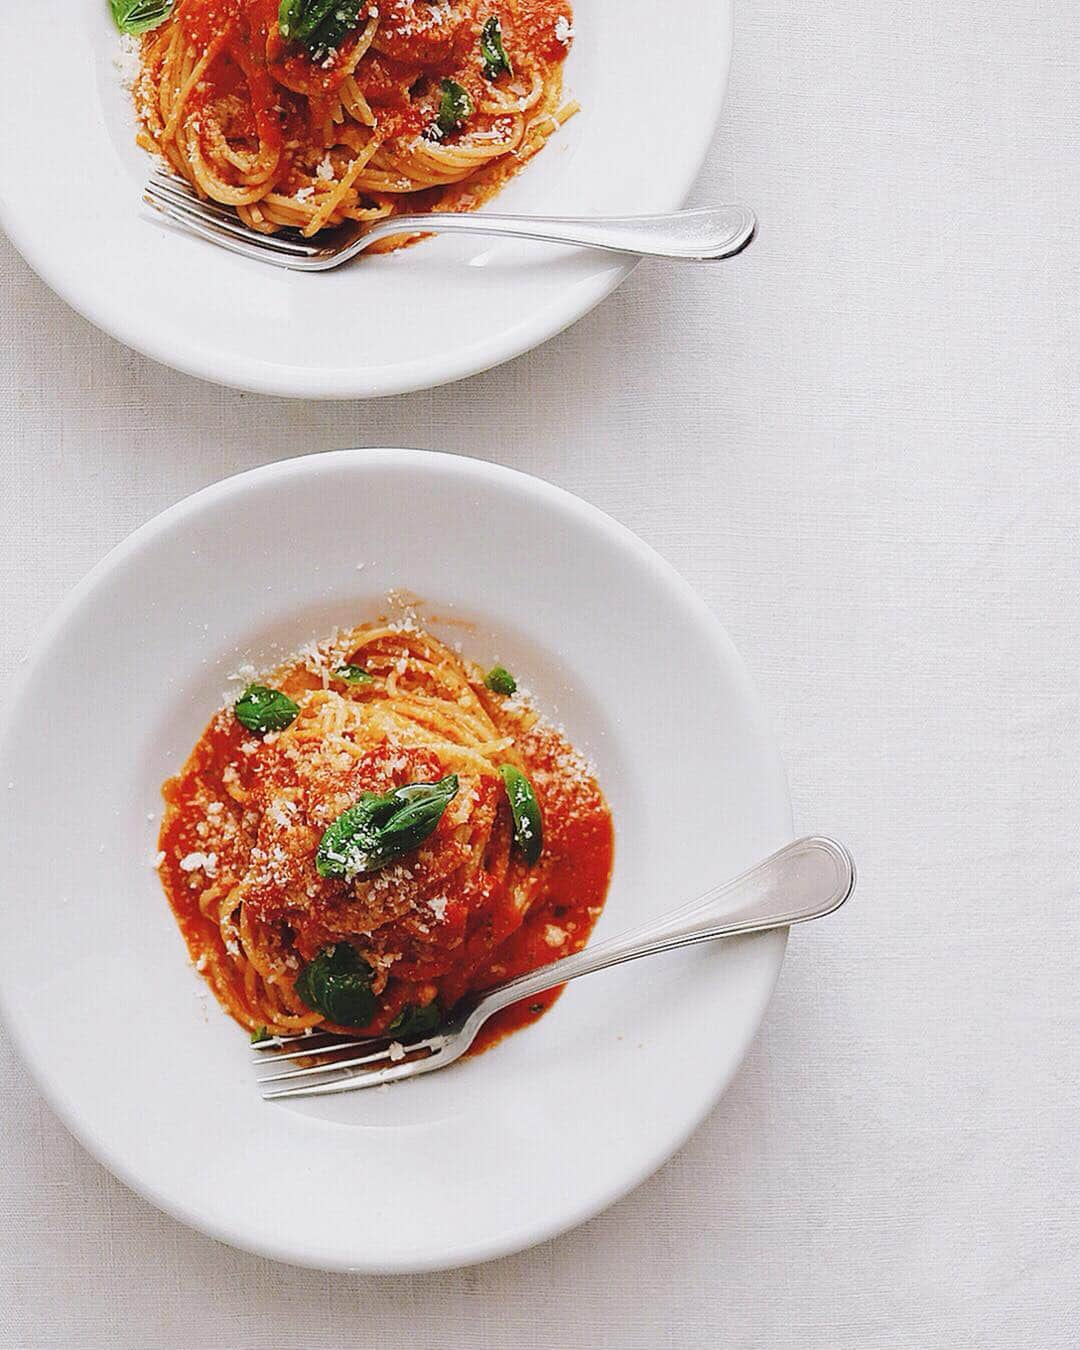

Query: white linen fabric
left=0, top=0, right=1077, bottom=1345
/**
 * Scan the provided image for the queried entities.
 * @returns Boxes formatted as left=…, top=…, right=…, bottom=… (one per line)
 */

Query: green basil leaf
left=278, top=0, right=365, bottom=59
left=333, top=664, right=374, bottom=686
left=317, top=775, right=459, bottom=879
left=428, top=79, right=473, bottom=140
left=250, top=1025, right=272, bottom=1044
left=294, top=943, right=377, bottom=1026
left=110, top=0, right=174, bottom=35
left=277, top=0, right=306, bottom=40
left=234, top=684, right=300, bottom=735
left=316, top=794, right=383, bottom=878
left=480, top=16, right=513, bottom=79
left=499, top=764, right=543, bottom=865
left=311, top=0, right=366, bottom=57
left=389, top=1000, right=443, bottom=1037
left=293, top=0, right=340, bottom=40
left=484, top=665, right=517, bottom=696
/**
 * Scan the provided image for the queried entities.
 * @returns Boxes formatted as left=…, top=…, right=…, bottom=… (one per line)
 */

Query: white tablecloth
left=2, top=2, right=1077, bottom=1345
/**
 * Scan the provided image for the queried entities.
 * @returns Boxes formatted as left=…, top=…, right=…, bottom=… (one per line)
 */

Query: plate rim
left=0, top=448, right=792, bottom=1271
left=0, top=5, right=734, bottom=399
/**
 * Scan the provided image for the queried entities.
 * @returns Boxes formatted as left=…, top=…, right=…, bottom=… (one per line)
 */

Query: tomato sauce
left=468, top=785, right=613, bottom=1052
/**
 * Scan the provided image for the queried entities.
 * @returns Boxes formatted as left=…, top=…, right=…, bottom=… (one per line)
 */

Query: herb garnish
left=333, top=664, right=374, bottom=686
left=499, top=765, right=543, bottom=865
left=316, top=775, right=459, bottom=879
left=294, top=944, right=376, bottom=1026
left=234, top=684, right=300, bottom=735
left=484, top=665, right=517, bottom=696
left=250, top=1025, right=272, bottom=1044
left=427, top=79, right=473, bottom=140
left=389, top=1001, right=443, bottom=1037
left=278, top=0, right=365, bottom=61
left=480, top=16, right=512, bottom=79
left=109, top=0, right=175, bottom=35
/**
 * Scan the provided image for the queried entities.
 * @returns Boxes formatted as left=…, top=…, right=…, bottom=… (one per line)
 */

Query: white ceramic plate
left=0, top=3, right=732, bottom=399
left=0, top=449, right=790, bottom=1272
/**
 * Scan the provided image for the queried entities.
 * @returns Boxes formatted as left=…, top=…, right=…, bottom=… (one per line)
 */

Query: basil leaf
left=389, top=1000, right=443, bottom=1037
left=291, top=0, right=340, bottom=40
left=310, top=0, right=366, bottom=58
left=110, top=0, right=174, bottom=35
left=277, top=0, right=306, bottom=40
left=317, top=775, right=459, bottom=879
left=278, top=0, right=365, bottom=59
left=333, top=664, right=374, bottom=686
left=317, top=795, right=383, bottom=877
left=484, top=665, right=517, bottom=696
left=499, top=764, right=543, bottom=865
left=250, top=1025, right=271, bottom=1044
left=234, top=684, right=300, bottom=735
left=294, top=943, right=377, bottom=1026
left=428, top=79, right=473, bottom=140
left=480, top=16, right=513, bottom=79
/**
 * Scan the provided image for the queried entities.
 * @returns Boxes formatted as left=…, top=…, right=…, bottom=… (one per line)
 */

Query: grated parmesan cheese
left=179, top=850, right=218, bottom=877
left=113, top=35, right=141, bottom=91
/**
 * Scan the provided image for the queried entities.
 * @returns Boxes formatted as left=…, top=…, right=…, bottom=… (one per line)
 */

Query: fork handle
left=361, top=205, right=757, bottom=262
left=472, top=837, right=855, bottom=1019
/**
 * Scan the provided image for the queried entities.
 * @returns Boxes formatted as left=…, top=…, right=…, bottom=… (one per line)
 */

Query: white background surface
left=1, top=0, right=1077, bottom=1345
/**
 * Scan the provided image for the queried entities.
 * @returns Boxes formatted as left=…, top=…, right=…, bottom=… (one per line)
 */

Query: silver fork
left=143, top=168, right=757, bottom=271
left=253, top=835, right=855, bottom=1100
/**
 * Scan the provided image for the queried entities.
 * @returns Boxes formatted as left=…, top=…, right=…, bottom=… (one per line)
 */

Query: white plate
left=0, top=3, right=732, bottom=399
left=0, top=449, right=790, bottom=1271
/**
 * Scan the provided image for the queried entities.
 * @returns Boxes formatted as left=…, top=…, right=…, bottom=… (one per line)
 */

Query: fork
left=253, top=835, right=855, bottom=1100
left=143, top=168, right=757, bottom=271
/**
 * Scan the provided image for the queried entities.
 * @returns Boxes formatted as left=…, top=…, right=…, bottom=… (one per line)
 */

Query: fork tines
left=143, top=168, right=325, bottom=261
left=252, top=1031, right=447, bottom=1100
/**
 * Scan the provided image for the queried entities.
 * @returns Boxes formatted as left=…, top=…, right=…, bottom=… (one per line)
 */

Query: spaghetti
left=131, top=0, right=577, bottom=242
left=157, top=620, right=613, bottom=1049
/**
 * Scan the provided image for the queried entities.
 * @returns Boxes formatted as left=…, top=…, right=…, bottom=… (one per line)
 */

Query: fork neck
left=468, top=837, right=855, bottom=1020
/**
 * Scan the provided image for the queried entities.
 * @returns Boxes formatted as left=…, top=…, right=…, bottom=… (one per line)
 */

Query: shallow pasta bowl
left=0, top=449, right=791, bottom=1272
left=0, top=1, right=733, bottom=397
